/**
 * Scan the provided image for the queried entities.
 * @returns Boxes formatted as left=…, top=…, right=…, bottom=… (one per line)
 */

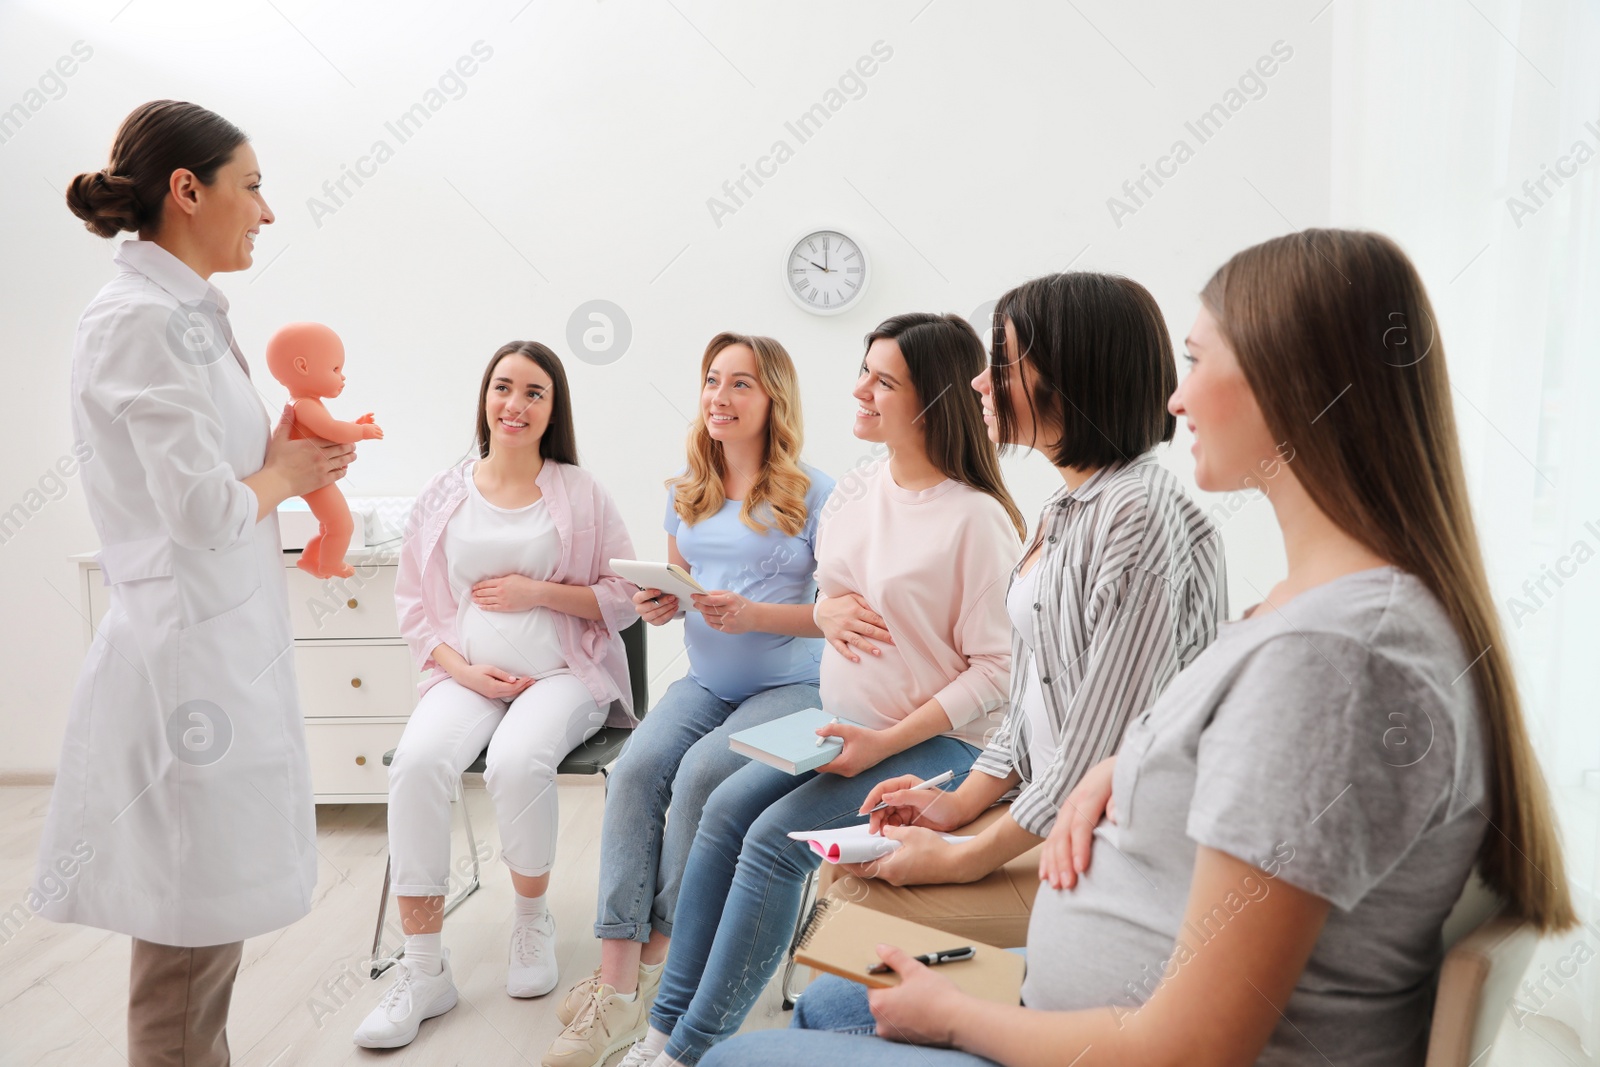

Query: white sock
left=405, top=932, right=443, bottom=976
left=613, top=989, right=638, bottom=1002
left=514, top=892, right=547, bottom=923
left=636, top=1026, right=668, bottom=1055
left=640, top=960, right=664, bottom=975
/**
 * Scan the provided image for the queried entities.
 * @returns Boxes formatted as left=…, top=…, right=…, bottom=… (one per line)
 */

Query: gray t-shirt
left=1022, top=567, right=1488, bottom=1067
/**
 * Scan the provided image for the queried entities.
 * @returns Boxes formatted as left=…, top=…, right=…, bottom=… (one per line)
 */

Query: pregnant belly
left=458, top=606, right=567, bottom=678
left=818, top=643, right=915, bottom=730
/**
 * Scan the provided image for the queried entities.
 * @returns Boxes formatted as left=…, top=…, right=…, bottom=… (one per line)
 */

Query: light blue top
left=665, top=463, right=835, bottom=704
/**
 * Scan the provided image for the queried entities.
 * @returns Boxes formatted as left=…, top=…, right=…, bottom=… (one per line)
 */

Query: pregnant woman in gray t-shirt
left=701, top=230, right=1575, bottom=1067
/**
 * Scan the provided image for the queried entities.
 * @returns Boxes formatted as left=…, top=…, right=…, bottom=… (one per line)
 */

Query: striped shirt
left=971, top=451, right=1227, bottom=836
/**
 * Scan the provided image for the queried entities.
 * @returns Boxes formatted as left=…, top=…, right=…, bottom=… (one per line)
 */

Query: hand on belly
left=470, top=574, right=543, bottom=612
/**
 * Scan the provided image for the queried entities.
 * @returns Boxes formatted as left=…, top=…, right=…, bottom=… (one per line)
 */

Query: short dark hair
left=991, top=272, right=1177, bottom=469
left=475, top=341, right=579, bottom=465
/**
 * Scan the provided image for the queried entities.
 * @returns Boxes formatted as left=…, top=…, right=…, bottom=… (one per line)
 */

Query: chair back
left=612, top=619, right=649, bottom=722
left=1424, top=872, right=1539, bottom=1067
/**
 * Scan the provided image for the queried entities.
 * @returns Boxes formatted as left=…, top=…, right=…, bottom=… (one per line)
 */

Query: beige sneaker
left=542, top=983, right=646, bottom=1067
left=556, top=968, right=603, bottom=1027
left=557, top=961, right=662, bottom=1027
left=637, top=961, right=662, bottom=1012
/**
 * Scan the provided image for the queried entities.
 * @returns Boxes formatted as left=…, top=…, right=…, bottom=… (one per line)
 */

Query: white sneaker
left=508, top=911, right=560, bottom=997
left=353, top=951, right=458, bottom=1049
left=614, top=1028, right=667, bottom=1067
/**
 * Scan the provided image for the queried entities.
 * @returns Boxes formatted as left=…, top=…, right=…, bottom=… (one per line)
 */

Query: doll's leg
left=295, top=521, right=325, bottom=575
left=303, top=484, right=356, bottom=578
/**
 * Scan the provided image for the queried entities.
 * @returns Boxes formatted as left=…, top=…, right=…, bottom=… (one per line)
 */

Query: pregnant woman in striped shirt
left=845, top=273, right=1228, bottom=937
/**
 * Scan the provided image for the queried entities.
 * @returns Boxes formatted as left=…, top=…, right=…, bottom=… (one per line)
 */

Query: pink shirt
left=395, top=459, right=641, bottom=725
left=815, top=461, right=1019, bottom=747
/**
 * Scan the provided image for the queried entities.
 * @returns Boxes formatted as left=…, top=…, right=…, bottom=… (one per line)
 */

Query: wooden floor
left=0, top=780, right=796, bottom=1067
left=7, top=779, right=1591, bottom=1067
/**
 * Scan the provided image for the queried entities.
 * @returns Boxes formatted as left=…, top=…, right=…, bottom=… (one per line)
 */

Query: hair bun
left=66, top=168, right=143, bottom=239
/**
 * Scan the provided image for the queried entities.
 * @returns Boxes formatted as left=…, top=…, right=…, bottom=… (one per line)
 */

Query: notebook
left=608, top=559, right=706, bottom=612
left=787, top=823, right=970, bottom=864
left=727, top=708, right=845, bottom=774
left=794, top=897, right=1025, bottom=1003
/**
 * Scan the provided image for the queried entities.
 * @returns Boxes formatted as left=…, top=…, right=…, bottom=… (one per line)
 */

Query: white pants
left=388, top=674, right=604, bottom=896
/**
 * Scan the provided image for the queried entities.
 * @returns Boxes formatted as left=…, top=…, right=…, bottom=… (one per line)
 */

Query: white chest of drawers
left=73, top=547, right=418, bottom=804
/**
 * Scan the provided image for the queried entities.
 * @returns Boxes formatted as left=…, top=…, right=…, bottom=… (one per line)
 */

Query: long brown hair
left=668, top=332, right=811, bottom=536
left=866, top=313, right=1025, bottom=540
left=475, top=342, right=579, bottom=465
left=67, top=100, right=245, bottom=238
left=1202, top=229, right=1573, bottom=931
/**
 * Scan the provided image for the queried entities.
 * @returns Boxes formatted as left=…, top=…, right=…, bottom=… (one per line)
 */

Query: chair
left=368, top=619, right=649, bottom=977
left=1424, top=872, right=1541, bottom=1067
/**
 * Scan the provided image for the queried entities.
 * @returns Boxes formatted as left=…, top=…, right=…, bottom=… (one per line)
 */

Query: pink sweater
left=815, top=460, right=1019, bottom=747
left=395, top=459, right=641, bottom=725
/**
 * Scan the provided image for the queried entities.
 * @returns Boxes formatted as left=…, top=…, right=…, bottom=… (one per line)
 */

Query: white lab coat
left=33, top=240, right=317, bottom=947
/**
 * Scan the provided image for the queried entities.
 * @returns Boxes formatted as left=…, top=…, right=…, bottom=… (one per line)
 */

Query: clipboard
left=793, top=897, right=1024, bottom=1004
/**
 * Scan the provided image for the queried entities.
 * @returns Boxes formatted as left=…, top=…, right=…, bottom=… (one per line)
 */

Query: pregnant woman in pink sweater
left=621, top=312, right=1026, bottom=1067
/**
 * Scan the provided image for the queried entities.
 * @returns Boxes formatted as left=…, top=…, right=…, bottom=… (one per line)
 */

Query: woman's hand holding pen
left=866, top=944, right=968, bottom=1048
left=633, top=586, right=679, bottom=626
left=860, top=773, right=969, bottom=833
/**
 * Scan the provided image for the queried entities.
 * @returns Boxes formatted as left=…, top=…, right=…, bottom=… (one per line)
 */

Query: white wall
left=0, top=0, right=1330, bottom=775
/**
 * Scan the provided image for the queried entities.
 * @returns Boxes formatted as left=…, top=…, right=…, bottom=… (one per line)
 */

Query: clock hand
left=808, top=260, right=831, bottom=273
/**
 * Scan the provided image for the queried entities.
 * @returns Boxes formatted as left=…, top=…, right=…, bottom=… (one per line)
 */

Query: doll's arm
left=291, top=399, right=383, bottom=443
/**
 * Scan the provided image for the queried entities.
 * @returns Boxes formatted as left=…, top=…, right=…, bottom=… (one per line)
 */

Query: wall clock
left=784, top=229, right=869, bottom=315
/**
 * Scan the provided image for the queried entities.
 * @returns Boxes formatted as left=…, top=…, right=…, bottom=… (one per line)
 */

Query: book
left=787, top=823, right=970, bottom=865
left=728, top=707, right=846, bottom=774
left=609, top=559, right=707, bottom=613
left=794, top=897, right=1025, bottom=1003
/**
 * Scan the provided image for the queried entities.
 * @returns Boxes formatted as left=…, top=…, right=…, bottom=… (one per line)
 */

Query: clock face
left=785, top=230, right=868, bottom=315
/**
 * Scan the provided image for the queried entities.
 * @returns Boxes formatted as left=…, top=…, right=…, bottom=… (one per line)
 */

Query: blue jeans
left=594, top=677, right=821, bottom=941
left=699, top=975, right=1000, bottom=1067
left=650, top=735, right=979, bottom=1063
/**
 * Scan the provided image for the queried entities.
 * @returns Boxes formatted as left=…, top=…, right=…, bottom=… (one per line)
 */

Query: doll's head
left=266, top=322, right=345, bottom=398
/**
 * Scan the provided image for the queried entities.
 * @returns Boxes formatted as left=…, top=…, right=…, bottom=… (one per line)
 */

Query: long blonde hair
left=1203, top=229, right=1573, bottom=931
left=668, top=332, right=811, bottom=536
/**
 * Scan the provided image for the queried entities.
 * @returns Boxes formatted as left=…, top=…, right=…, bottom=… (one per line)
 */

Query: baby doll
left=264, top=322, right=383, bottom=578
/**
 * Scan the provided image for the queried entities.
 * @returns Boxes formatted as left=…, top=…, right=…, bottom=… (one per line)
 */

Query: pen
left=862, top=769, right=954, bottom=814
left=867, top=946, right=975, bottom=974
left=815, top=716, right=841, bottom=747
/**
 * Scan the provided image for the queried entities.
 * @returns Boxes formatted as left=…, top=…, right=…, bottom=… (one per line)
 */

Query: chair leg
left=443, top=773, right=482, bottom=918
left=371, top=775, right=483, bottom=978
left=781, top=868, right=821, bottom=1010
left=370, top=856, right=394, bottom=979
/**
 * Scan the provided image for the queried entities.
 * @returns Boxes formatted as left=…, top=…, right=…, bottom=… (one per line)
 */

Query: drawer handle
left=355, top=755, right=367, bottom=766
left=350, top=677, right=362, bottom=688
left=347, top=598, right=359, bottom=609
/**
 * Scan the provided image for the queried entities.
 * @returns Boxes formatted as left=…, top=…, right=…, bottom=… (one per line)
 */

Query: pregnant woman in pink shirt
left=356, top=341, right=639, bottom=1049
left=624, top=312, right=1026, bottom=1067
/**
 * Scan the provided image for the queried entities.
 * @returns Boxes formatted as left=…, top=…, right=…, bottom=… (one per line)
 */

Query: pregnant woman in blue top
left=544, top=332, right=835, bottom=1067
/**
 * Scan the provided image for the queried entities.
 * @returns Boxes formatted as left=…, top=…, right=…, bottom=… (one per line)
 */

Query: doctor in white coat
left=38, top=99, right=356, bottom=1067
